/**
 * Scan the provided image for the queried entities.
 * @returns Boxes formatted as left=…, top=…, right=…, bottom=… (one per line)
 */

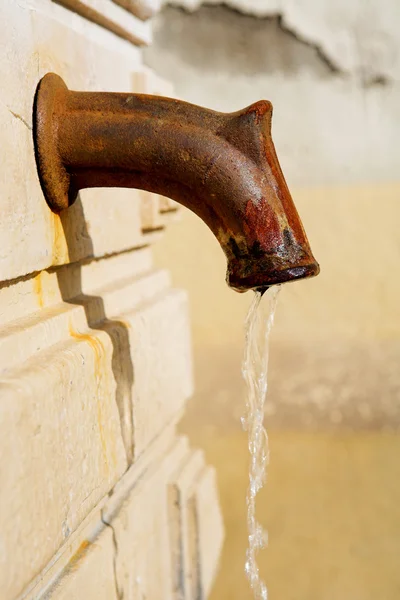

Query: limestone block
left=194, top=467, right=224, bottom=597
left=169, top=451, right=224, bottom=600
left=0, top=333, right=127, bottom=600
left=139, top=176, right=179, bottom=232
left=0, top=254, right=169, bottom=376
left=159, top=195, right=180, bottom=214
left=22, top=425, right=178, bottom=600
left=0, top=0, right=161, bottom=283
left=104, top=437, right=190, bottom=600
left=140, top=189, right=164, bottom=231
left=168, top=447, right=224, bottom=599
left=0, top=250, right=193, bottom=598
left=169, top=449, right=206, bottom=599
left=102, top=436, right=223, bottom=600
left=17, top=432, right=223, bottom=600
left=128, top=287, right=194, bottom=456
left=40, top=529, right=119, bottom=600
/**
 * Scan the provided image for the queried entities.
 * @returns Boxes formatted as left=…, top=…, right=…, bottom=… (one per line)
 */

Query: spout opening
left=227, top=260, right=320, bottom=293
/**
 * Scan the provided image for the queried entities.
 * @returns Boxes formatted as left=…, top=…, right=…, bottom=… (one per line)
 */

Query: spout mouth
left=227, top=259, right=320, bottom=292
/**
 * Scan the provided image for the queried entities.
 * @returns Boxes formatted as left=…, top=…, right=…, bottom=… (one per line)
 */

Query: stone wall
left=0, top=1, right=223, bottom=597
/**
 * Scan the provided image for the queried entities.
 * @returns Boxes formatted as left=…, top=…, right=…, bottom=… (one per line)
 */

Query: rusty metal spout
left=34, top=73, right=319, bottom=291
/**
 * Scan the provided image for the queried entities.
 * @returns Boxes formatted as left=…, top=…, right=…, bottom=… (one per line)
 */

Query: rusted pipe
left=34, top=73, right=319, bottom=291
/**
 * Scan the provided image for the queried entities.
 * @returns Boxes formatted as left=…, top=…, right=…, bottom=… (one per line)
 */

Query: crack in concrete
left=274, top=13, right=342, bottom=76
left=8, top=108, right=32, bottom=130
left=101, top=509, right=124, bottom=600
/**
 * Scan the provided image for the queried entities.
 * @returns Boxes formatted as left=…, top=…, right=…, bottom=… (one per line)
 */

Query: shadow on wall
left=56, top=196, right=135, bottom=464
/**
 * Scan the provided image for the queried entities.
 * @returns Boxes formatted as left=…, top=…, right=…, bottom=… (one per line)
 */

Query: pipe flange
left=34, top=73, right=72, bottom=213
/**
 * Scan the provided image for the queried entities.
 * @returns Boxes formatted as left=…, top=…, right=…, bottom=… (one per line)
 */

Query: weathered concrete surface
left=163, top=0, right=400, bottom=81
left=145, top=4, right=400, bottom=185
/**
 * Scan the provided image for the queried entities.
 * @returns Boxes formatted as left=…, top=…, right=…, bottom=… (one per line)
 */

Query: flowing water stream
left=242, top=286, right=281, bottom=599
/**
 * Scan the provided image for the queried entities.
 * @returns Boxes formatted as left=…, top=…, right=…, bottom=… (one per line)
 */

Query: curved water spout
left=34, top=73, right=319, bottom=291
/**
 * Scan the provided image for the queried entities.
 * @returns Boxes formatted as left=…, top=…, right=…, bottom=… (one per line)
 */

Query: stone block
left=0, top=332, right=127, bottom=599
left=169, top=449, right=205, bottom=599
left=0, top=0, right=161, bottom=283
left=140, top=189, right=164, bottom=232
left=22, top=426, right=178, bottom=600
left=40, top=528, right=119, bottom=600
left=167, top=449, right=224, bottom=599
left=194, top=466, right=224, bottom=597
left=104, top=439, right=189, bottom=600
left=103, top=437, right=212, bottom=600
left=0, top=248, right=193, bottom=598
left=127, top=288, right=194, bottom=457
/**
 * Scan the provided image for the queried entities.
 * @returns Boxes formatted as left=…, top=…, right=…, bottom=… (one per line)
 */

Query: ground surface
left=181, top=351, right=400, bottom=600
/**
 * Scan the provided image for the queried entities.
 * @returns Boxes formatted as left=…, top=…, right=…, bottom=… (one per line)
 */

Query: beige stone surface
left=21, top=426, right=176, bottom=599
left=141, top=189, right=165, bottom=231
left=129, top=287, right=194, bottom=456
left=166, top=446, right=224, bottom=599
left=20, top=431, right=223, bottom=599
left=0, top=247, right=194, bottom=598
left=165, top=0, right=400, bottom=82
left=195, top=466, right=224, bottom=597
left=170, top=449, right=206, bottom=599
left=103, top=438, right=223, bottom=600
left=105, top=438, right=189, bottom=600
left=0, top=334, right=126, bottom=600
left=41, top=529, right=119, bottom=600
left=0, top=0, right=162, bottom=283
left=0, top=3, right=222, bottom=600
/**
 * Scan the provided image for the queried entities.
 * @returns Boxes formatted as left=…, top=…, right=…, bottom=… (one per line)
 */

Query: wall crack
left=8, top=108, right=32, bottom=130
left=215, top=4, right=344, bottom=75
left=101, top=509, right=124, bottom=600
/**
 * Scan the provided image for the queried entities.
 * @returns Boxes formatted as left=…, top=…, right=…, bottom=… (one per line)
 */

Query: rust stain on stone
left=33, top=273, right=45, bottom=309
left=68, top=539, right=92, bottom=573
left=51, top=213, right=67, bottom=265
left=68, top=321, right=116, bottom=475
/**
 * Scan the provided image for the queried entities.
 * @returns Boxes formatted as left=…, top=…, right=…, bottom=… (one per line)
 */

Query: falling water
left=241, top=286, right=281, bottom=599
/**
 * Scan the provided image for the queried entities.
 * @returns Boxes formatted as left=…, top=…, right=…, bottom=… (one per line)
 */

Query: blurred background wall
left=144, top=2, right=400, bottom=598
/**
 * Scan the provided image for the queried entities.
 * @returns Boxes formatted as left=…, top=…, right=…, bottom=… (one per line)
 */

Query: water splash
left=242, top=286, right=281, bottom=599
